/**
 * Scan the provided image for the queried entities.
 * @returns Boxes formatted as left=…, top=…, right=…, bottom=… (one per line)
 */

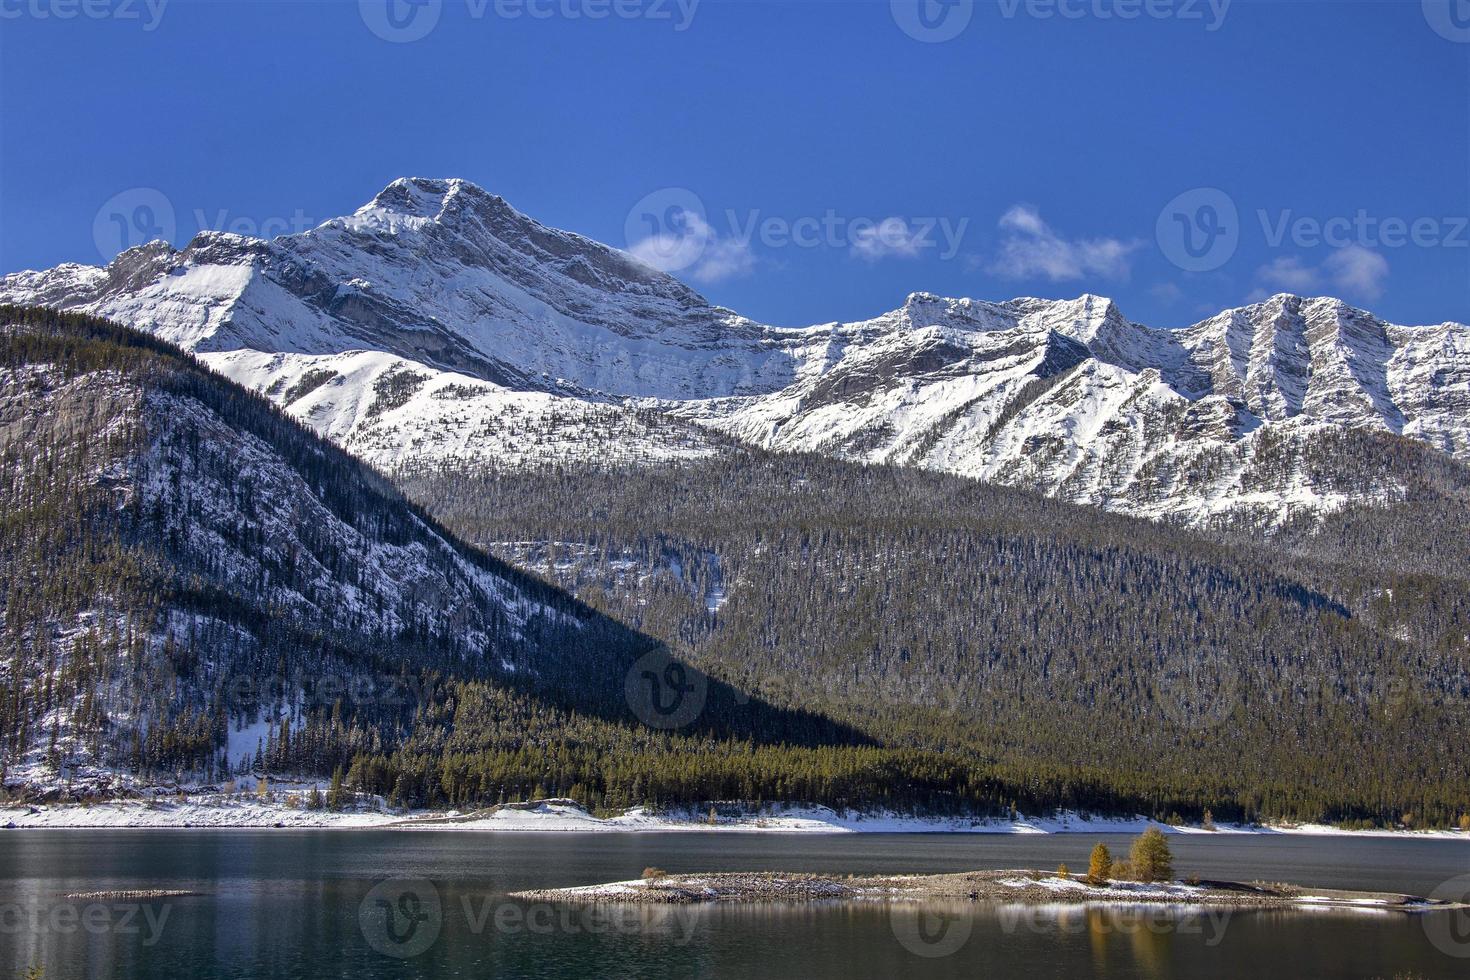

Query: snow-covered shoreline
left=4, top=798, right=1469, bottom=840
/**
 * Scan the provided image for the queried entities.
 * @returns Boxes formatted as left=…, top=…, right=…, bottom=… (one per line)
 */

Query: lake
left=2, top=830, right=1468, bottom=978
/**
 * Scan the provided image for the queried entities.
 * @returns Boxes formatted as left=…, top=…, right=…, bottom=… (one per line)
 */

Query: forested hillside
left=3, top=307, right=1467, bottom=828
left=0, top=308, right=668, bottom=791
left=399, top=453, right=1470, bottom=827
left=0, top=308, right=998, bottom=815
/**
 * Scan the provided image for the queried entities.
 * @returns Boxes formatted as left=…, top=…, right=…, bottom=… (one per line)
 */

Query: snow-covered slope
left=4, top=177, right=1467, bottom=525
left=206, top=348, right=735, bottom=472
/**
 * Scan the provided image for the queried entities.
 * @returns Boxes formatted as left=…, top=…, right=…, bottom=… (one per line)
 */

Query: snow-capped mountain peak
left=358, top=175, right=481, bottom=219
left=331, top=176, right=712, bottom=311
left=3, top=179, right=1467, bottom=527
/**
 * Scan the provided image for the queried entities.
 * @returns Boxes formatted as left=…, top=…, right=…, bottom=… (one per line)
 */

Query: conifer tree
left=1087, top=843, right=1112, bottom=884
left=1130, top=827, right=1174, bottom=883
left=328, top=766, right=345, bottom=810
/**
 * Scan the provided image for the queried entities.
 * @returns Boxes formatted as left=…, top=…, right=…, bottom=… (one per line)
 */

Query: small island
left=511, top=830, right=1461, bottom=913
left=512, top=870, right=1454, bottom=912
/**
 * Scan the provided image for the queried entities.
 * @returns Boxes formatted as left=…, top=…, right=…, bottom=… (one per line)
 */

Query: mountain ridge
left=4, top=176, right=1467, bottom=526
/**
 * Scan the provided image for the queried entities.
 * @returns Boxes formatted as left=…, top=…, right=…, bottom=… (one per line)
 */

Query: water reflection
left=2, top=832, right=1468, bottom=979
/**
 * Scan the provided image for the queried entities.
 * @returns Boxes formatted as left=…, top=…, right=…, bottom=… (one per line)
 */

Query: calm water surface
left=2, top=830, right=1468, bottom=978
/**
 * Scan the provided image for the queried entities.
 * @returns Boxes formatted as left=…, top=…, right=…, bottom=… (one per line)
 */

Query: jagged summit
left=340, top=177, right=549, bottom=236
left=333, top=176, right=711, bottom=301
left=360, top=175, right=488, bottom=218
left=342, top=177, right=558, bottom=248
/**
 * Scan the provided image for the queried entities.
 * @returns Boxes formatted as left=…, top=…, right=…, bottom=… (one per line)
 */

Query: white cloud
left=1254, top=245, right=1388, bottom=301
left=990, top=204, right=1140, bottom=282
left=690, top=236, right=757, bottom=282
left=999, top=204, right=1049, bottom=237
left=1149, top=282, right=1184, bottom=304
left=627, top=208, right=755, bottom=284
left=1323, top=245, right=1389, bottom=300
left=851, top=217, right=925, bottom=261
left=1256, top=255, right=1323, bottom=292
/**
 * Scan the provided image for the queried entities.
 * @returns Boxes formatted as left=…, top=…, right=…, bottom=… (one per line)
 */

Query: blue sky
left=1, top=0, right=1466, bottom=327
